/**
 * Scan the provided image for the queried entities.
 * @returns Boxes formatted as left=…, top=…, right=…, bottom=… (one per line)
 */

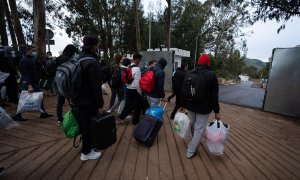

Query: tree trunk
left=3, top=0, right=17, bottom=48
left=33, top=0, right=46, bottom=60
left=134, top=0, right=141, bottom=52
left=166, top=0, right=171, bottom=51
left=0, top=0, right=8, bottom=46
left=8, top=0, right=25, bottom=48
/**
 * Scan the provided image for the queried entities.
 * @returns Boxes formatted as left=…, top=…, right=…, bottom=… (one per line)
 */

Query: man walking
left=71, top=35, right=104, bottom=161
left=13, top=45, right=52, bottom=121
left=118, top=53, right=143, bottom=125
left=180, top=54, right=221, bottom=159
left=147, top=57, right=168, bottom=106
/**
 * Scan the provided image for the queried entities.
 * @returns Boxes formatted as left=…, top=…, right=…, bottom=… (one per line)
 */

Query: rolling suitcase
left=134, top=103, right=167, bottom=146
left=91, top=113, right=117, bottom=150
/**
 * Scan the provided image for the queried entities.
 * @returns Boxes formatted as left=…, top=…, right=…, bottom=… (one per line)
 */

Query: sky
left=50, top=0, right=300, bottom=62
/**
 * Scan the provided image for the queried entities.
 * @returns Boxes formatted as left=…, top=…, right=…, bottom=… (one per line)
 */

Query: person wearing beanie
left=180, top=53, right=220, bottom=159
left=146, top=57, right=168, bottom=106
left=54, top=44, right=79, bottom=125
left=71, top=35, right=104, bottom=161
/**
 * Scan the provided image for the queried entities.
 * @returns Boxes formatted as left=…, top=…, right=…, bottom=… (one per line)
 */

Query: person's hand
left=98, top=108, right=104, bottom=114
left=179, top=107, right=185, bottom=113
left=215, top=113, right=221, bottom=120
left=28, top=85, right=33, bottom=93
left=161, top=98, right=167, bottom=102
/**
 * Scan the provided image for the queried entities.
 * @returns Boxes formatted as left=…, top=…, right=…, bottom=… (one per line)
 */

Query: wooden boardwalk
left=0, top=94, right=300, bottom=180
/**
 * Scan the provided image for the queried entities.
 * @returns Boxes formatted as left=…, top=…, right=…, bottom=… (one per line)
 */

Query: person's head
left=132, top=53, right=142, bottom=65
left=122, top=58, right=131, bottom=67
left=197, top=54, right=211, bottom=68
left=25, top=45, right=38, bottom=58
left=46, top=51, right=52, bottom=58
left=149, top=60, right=157, bottom=68
left=3, top=46, right=12, bottom=58
left=157, top=57, right=168, bottom=70
left=181, top=62, right=188, bottom=71
left=82, top=35, right=98, bottom=54
left=63, top=44, right=78, bottom=58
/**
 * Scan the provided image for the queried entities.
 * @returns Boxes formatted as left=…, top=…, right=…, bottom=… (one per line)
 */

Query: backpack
left=55, top=57, right=92, bottom=99
left=110, top=67, right=123, bottom=88
left=121, top=65, right=136, bottom=84
left=45, top=58, right=57, bottom=77
left=181, top=69, right=209, bottom=103
left=140, top=69, right=155, bottom=93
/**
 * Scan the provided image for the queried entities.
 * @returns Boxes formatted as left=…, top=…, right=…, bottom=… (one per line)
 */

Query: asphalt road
left=219, top=81, right=265, bottom=109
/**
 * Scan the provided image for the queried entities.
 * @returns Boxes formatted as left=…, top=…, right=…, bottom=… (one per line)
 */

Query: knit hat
left=82, top=35, right=98, bottom=50
left=197, top=54, right=211, bottom=67
left=158, top=57, right=168, bottom=69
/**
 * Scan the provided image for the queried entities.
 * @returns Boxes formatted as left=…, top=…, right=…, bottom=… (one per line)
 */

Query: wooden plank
left=163, top=118, right=186, bottom=180
left=89, top=124, right=127, bottom=180
left=26, top=138, right=72, bottom=180
left=120, top=126, right=139, bottom=180
left=13, top=123, right=63, bottom=139
left=104, top=124, right=133, bottom=179
left=0, top=147, right=37, bottom=169
left=133, top=143, right=148, bottom=179
left=157, top=120, right=174, bottom=180
left=7, top=141, right=56, bottom=179
left=0, top=128, right=55, bottom=143
left=147, top=134, right=160, bottom=180
left=0, top=134, right=38, bottom=148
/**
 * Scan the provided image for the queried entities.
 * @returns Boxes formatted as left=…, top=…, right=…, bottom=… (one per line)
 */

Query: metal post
left=46, top=29, right=50, bottom=52
left=149, top=14, right=151, bottom=50
left=194, top=34, right=198, bottom=69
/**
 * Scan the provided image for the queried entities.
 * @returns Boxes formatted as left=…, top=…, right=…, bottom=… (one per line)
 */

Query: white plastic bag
left=0, top=107, right=19, bottom=129
left=17, top=91, right=43, bottom=114
left=0, top=71, right=9, bottom=83
left=173, top=112, right=191, bottom=138
left=205, top=119, right=230, bottom=155
left=118, top=100, right=125, bottom=114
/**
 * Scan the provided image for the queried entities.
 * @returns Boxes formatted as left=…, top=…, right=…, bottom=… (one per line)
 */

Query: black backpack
left=181, top=69, right=209, bottom=103
left=110, top=67, right=123, bottom=88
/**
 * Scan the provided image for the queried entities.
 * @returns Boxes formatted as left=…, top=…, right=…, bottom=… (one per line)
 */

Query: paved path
left=219, top=81, right=265, bottom=109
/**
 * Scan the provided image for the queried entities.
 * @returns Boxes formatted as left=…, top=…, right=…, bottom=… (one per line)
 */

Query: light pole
left=194, top=34, right=199, bottom=69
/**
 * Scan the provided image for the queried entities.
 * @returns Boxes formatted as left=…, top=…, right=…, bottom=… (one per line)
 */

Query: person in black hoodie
left=71, top=35, right=104, bottom=161
left=180, top=54, right=221, bottom=159
left=168, top=63, right=188, bottom=119
left=147, top=57, right=168, bottom=106
left=55, top=44, right=78, bottom=125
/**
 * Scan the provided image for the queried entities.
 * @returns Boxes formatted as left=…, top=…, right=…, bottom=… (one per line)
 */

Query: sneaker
left=12, top=114, right=27, bottom=121
left=186, top=151, right=197, bottom=159
left=80, top=150, right=102, bottom=161
left=0, top=167, right=4, bottom=176
left=40, top=112, right=53, bottom=119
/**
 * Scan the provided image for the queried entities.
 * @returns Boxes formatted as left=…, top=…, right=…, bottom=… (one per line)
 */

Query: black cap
left=82, top=35, right=98, bottom=50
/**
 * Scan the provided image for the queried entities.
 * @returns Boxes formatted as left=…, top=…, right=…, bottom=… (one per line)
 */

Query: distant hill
left=244, top=58, right=266, bottom=69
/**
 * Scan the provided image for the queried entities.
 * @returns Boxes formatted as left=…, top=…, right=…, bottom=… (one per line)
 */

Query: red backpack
left=140, top=69, right=155, bottom=93
left=121, top=65, right=136, bottom=84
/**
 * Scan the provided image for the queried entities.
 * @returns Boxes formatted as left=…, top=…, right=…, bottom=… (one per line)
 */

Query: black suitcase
left=91, top=113, right=117, bottom=150
left=134, top=115, right=162, bottom=146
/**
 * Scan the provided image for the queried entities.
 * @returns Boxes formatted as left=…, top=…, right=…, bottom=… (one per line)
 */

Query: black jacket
left=71, top=52, right=104, bottom=108
left=147, top=64, right=166, bottom=98
left=172, top=67, right=187, bottom=95
left=183, top=65, right=220, bottom=114
left=19, top=55, right=39, bottom=85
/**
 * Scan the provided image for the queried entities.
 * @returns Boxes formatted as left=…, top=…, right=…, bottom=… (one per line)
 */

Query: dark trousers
left=118, top=89, right=142, bottom=124
left=56, top=92, right=66, bottom=122
left=109, top=87, right=117, bottom=108
left=5, top=75, right=19, bottom=102
left=73, top=105, right=98, bottom=155
left=170, top=94, right=182, bottom=119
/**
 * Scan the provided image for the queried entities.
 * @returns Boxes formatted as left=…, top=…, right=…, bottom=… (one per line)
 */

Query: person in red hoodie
left=180, top=54, right=221, bottom=159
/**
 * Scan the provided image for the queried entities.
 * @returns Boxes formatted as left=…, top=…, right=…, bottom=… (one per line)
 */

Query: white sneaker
left=80, top=150, right=102, bottom=161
